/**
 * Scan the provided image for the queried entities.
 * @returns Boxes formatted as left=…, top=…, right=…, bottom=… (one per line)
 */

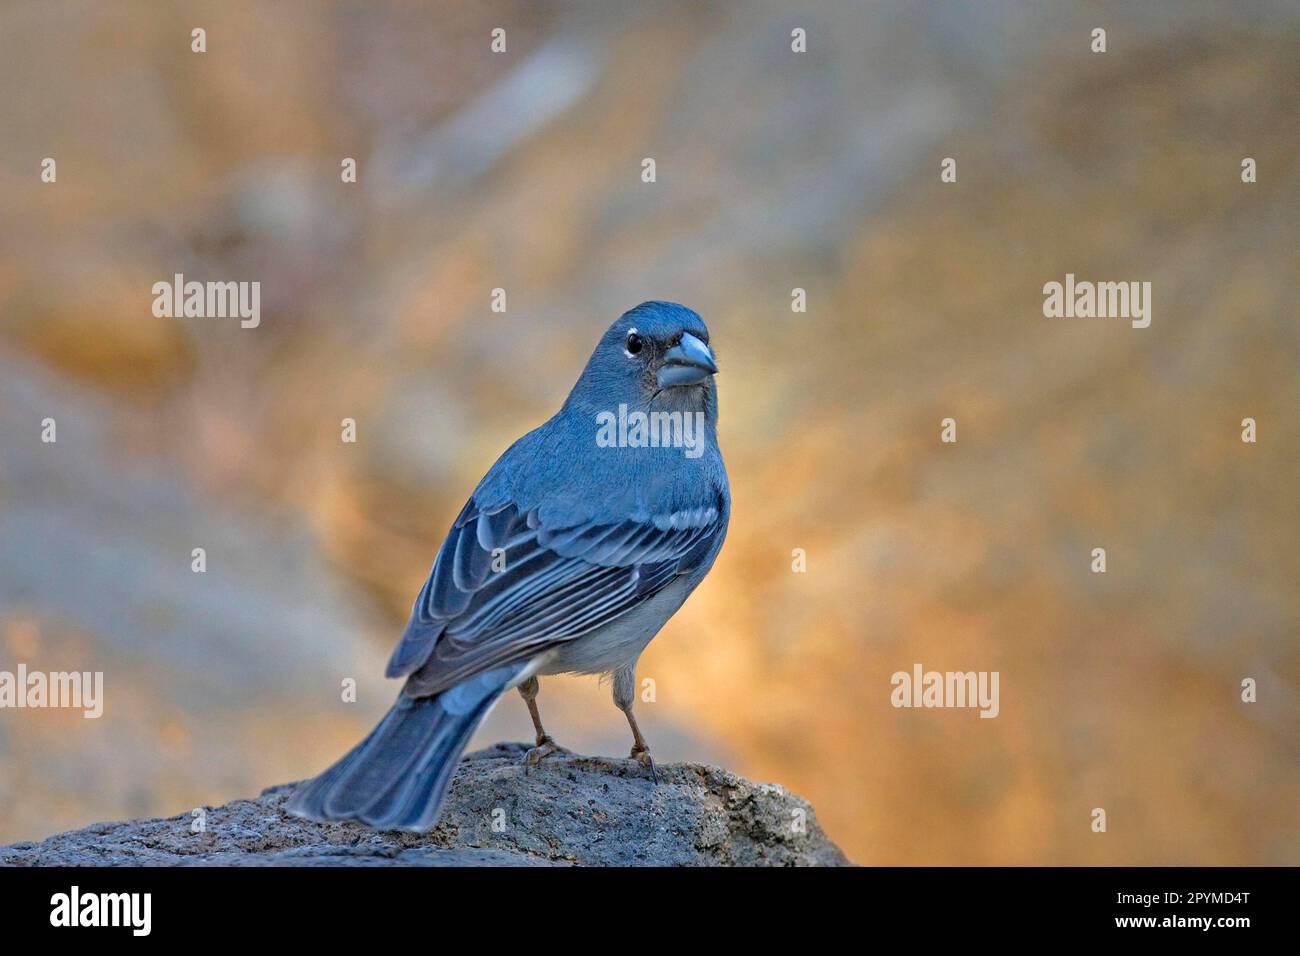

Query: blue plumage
left=287, top=302, right=729, bottom=831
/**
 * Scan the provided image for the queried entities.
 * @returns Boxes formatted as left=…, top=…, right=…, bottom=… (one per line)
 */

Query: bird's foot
left=525, top=735, right=570, bottom=768
left=630, top=746, right=659, bottom=784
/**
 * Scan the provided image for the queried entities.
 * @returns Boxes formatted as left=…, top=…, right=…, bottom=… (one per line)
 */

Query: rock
left=0, top=744, right=850, bottom=867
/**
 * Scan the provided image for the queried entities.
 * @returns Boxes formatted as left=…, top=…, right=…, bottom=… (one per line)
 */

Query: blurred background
left=1, top=0, right=1297, bottom=864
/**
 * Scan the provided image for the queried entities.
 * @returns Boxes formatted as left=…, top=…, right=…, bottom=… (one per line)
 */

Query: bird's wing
left=387, top=496, right=723, bottom=696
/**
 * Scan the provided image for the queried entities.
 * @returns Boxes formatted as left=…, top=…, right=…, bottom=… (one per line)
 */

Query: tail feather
left=286, top=664, right=521, bottom=831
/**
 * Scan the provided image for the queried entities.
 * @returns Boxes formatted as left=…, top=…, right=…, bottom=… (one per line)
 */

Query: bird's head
left=568, top=301, right=718, bottom=417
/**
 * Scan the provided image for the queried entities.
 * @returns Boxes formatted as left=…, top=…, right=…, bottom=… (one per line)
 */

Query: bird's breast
left=539, top=576, right=696, bottom=676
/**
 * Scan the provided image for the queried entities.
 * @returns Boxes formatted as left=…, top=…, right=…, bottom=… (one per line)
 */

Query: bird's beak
left=656, top=332, right=718, bottom=388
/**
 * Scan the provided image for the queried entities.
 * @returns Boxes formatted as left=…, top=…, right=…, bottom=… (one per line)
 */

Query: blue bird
left=287, top=301, right=729, bottom=831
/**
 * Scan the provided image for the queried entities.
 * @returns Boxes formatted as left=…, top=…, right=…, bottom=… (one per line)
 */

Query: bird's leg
left=517, top=676, right=568, bottom=766
left=613, top=664, right=658, bottom=783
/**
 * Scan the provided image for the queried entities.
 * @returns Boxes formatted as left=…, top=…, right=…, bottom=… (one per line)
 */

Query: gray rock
left=0, top=743, right=849, bottom=867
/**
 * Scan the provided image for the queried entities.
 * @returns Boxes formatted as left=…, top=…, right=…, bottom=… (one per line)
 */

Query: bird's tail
left=285, top=665, right=521, bottom=831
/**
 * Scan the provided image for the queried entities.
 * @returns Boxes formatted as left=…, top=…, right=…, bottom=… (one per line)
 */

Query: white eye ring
left=623, top=328, right=644, bottom=358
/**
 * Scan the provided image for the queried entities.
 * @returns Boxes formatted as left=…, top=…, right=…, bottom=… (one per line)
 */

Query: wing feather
left=386, top=497, right=723, bottom=695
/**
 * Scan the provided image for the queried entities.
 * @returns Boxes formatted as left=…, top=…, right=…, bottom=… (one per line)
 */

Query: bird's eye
left=625, top=331, right=644, bottom=355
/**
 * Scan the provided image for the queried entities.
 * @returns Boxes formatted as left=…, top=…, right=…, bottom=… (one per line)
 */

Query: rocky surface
left=0, top=743, right=849, bottom=867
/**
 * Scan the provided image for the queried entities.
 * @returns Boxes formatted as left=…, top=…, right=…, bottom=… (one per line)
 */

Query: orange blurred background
left=1, top=0, right=1297, bottom=864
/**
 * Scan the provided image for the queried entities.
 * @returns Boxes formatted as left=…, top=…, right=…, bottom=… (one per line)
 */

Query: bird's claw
left=525, top=735, right=570, bottom=769
left=630, top=747, right=659, bottom=783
